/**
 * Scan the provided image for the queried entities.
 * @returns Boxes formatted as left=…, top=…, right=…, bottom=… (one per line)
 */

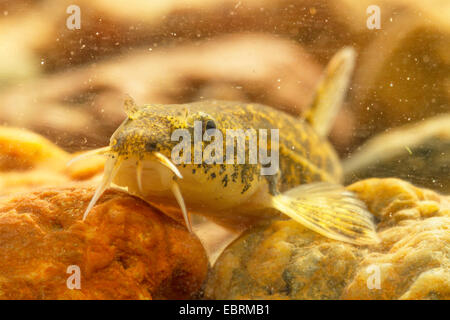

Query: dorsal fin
left=305, top=47, right=356, bottom=137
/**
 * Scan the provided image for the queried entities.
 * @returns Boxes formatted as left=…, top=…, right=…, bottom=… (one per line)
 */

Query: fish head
left=107, top=99, right=263, bottom=212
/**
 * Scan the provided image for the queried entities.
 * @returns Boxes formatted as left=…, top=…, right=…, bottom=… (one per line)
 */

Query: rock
left=0, top=126, right=69, bottom=171
left=0, top=187, right=208, bottom=299
left=204, top=178, right=449, bottom=300
left=0, top=126, right=104, bottom=196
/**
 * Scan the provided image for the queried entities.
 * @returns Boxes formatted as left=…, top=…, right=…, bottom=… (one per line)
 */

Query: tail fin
left=271, top=182, right=380, bottom=245
left=305, top=47, right=356, bottom=137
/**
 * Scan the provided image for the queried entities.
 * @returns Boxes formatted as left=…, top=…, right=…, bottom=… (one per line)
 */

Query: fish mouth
left=75, top=146, right=191, bottom=233
left=135, top=151, right=183, bottom=193
left=67, top=145, right=182, bottom=182
left=137, top=152, right=190, bottom=232
left=153, top=152, right=183, bottom=179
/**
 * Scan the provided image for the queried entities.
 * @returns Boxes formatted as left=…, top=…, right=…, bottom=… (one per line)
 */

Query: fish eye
left=205, top=119, right=217, bottom=131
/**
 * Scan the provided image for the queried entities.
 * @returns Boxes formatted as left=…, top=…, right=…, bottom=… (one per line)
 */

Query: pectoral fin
left=191, top=214, right=244, bottom=266
left=271, top=182, right=380, bottom=245
left=148, top=204, right=243, bottom=266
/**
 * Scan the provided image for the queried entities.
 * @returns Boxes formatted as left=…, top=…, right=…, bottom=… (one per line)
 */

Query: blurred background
left=0, top=0, right=448, bottom=190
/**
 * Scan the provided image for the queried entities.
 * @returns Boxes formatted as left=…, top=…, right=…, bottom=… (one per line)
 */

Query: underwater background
left=0, top=0, right=448, bottom=300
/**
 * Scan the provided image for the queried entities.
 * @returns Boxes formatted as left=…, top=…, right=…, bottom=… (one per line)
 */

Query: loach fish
left=71, top=47, right=379, bottom=263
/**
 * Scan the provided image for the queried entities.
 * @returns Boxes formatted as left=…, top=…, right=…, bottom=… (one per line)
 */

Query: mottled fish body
left=74, top=48, right=379, bottom=263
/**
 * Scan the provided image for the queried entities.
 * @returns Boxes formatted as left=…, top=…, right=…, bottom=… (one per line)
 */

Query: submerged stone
left=205, top=178, right=449, bottom=300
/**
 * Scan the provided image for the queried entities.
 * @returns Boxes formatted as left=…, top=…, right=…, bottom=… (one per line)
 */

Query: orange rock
left=0, top=187, right=208, bottom=299
left=0, top=126, right=105, bottom=196
left=0, top=126, right=69, bottom=172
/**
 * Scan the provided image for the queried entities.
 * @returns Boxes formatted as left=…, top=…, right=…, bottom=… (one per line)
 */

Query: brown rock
left=205, top=178, right=449, bottom=300
left=0, top=187, right=208, bottom=299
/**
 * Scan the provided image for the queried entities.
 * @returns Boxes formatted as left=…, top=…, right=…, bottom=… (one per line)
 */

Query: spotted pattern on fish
left=110, top=100, right=342, bottom=195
